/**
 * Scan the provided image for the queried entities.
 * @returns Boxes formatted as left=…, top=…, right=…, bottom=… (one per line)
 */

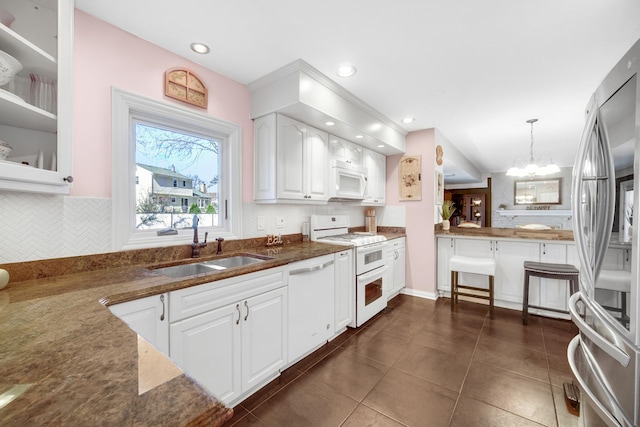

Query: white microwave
left=330, top=160, right=367, bottom=200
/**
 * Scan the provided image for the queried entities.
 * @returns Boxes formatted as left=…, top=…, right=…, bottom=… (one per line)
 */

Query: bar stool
left=522, top=261, right=579, bottom=325
left=450, top=255, right=496, bottom=318
left=597, top=269, right=631, bottom=327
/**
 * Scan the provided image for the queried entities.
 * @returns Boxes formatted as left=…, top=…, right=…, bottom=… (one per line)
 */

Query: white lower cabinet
left=436, top=237, right=455, bottom=294
left=334, top=249, right=354, bottom=333
left=109, top=293, right=169, bottom=355
left=494, top=240, right=540, bottom=305
left=537, top=243, right=570, bottom=313
left=384, top=238, right=406, bottom=299
left=436, top=236, right=577, bottom=317
left=170, top=301, right=242, bottom=404
left=287, top=254, right=335, bottom=363
left=169, top=268, right=287, bottom=406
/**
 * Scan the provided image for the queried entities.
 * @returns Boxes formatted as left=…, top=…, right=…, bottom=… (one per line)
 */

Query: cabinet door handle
left=543, top=243, right=546, bottom=255
left=290, top=260, right=334, bottom=275
left=450, top=238, right=454, bottom=248
left=394, top=250, right=399, bottom=260
left=626, top=249, right=629, bottom=262
left=495, top=241, right=498, bottom=251
left=236, top=304, right=241, bottom=325
left=490, top=241, right=493, bottom=252
left=159, top=294, right=165, bottom=321
left=244, top=301, right=249, bottom=321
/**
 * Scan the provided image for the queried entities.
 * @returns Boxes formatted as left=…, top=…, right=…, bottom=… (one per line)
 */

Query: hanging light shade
left=506, top=119, right=561, bottom=177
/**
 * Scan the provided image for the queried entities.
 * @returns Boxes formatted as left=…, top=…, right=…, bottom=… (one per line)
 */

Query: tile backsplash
left=0, top=193, right=394, bottom=263
left=0, top=193, right=111, bottom=263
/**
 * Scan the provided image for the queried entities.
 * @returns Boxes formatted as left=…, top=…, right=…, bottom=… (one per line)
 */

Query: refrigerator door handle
left=569, top=292, right=630, bottom=367
left=567, top=336, right=624, bottom=427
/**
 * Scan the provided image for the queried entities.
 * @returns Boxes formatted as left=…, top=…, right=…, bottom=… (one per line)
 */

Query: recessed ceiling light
left=378, top=144, right=385, bottom=148
left=336, top=64, right=357, bottom=78
left=355, top=135, right=364, bottom=139
left=401, top=117, right=415, bottom=124
left=190, top=42, right=210, bottom=54
left=325, top=121, right=335, bottom=126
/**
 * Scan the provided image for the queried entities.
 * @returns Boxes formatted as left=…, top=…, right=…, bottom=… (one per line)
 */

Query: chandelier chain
left=527, top=118, right=538, bottom=163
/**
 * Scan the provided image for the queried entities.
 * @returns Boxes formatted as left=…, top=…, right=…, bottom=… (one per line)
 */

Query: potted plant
left=441, top=200, right=456, bottom=231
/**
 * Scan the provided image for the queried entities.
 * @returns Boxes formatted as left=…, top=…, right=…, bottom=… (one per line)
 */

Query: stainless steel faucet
left=191, top=214, right=208, bottom=258
left=215, top=237, right=225, bottom=255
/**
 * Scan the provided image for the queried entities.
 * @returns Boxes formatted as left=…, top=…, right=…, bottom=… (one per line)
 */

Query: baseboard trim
left=400, top=288, right=438, bottom=300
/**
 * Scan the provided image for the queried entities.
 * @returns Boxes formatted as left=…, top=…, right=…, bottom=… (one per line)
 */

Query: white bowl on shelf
left=0, top=50, right=22, bottom=86
left=0, top=141, right=13, bottom=160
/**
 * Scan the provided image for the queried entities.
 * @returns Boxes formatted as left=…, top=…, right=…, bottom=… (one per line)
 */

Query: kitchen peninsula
left=435, top=225, right=577, bottom=319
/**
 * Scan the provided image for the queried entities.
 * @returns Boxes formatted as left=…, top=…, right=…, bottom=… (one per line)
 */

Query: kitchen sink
left=199, top=255, right=271, bottom=269
left=153, top=255, right=273, bottom=278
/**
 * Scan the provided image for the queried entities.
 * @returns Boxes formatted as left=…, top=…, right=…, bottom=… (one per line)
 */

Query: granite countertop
left=0, top=238, right=358, bottom=426
left=434, top=225, right=574, bottom=241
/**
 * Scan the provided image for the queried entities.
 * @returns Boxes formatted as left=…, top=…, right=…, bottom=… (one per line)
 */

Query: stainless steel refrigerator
left=569, top=39, right=640, bottom=426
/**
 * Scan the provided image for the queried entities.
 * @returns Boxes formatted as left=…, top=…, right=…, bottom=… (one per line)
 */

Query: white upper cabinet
left=0, top=0, right=73, bottom=194
left=329, top=135, right=362, bottom=166
left=254, top=113, right=388, bottom=205
left=254, top=113, right=329, bottom=203
left=362, top=147, right=386, bottom=205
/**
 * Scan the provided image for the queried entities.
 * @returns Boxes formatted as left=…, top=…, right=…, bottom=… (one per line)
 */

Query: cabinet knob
left=63, top=176, right=74, bottom=183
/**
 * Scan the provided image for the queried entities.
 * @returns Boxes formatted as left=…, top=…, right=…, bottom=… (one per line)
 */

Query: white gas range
left=310, top=215, right=388, bottom=327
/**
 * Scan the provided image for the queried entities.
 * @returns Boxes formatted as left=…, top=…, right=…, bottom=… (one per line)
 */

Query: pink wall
left=387, top=129, right=436, bottom=296
left=72, top=10, right=254, bottom=201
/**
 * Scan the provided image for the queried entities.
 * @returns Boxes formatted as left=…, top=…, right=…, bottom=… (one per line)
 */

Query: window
left=112, top=88, right=242, bottom=250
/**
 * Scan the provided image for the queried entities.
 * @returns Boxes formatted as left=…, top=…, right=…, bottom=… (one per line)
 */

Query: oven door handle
left=290, top=260, right=334, bottom=275
left=357, top=266, right=388, bottom=284
left=359, top=241, right=388, bottom=254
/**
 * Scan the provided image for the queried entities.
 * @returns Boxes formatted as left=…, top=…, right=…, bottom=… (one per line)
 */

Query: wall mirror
left=514, top=178, right=562, bottom=205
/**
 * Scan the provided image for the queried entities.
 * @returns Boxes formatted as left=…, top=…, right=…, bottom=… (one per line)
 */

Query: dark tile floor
left=223, top=294, right=580, bottom=427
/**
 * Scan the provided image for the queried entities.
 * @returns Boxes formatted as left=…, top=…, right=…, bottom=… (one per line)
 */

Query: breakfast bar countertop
left=0, top=239, right=350, bottom=426
left=434, top=225, right=575, bottom=241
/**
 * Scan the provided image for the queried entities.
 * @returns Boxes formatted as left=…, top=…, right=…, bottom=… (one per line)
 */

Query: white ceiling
left=75, top=0, right=640, bottom=184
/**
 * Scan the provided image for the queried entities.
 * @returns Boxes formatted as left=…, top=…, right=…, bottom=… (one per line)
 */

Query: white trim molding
left=400, top=288, right=438, bottom=301
left=111, top=87, right=243, bottom=251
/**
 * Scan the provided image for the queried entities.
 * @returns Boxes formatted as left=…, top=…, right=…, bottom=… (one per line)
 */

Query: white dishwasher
left=287, top=254, right=335, bottom=363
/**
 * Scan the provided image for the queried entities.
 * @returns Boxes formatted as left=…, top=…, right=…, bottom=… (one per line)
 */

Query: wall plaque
left=399, top=155, right=422, bottom=201
left=165, top=68, right=208, bottom=109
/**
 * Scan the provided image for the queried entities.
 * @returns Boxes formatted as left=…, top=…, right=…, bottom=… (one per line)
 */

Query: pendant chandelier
left=506, top=119, right=560, bottom=177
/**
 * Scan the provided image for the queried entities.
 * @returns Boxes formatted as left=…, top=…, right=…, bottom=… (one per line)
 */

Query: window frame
left=112, top=87, right=242, bottom=250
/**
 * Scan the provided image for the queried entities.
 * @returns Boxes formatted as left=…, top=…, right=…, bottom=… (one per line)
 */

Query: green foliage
left=441, top=200, right=456, bottom=220
left=205, top=204, right=216, bottom=214
left=189, top=204, right=202, bottom=214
